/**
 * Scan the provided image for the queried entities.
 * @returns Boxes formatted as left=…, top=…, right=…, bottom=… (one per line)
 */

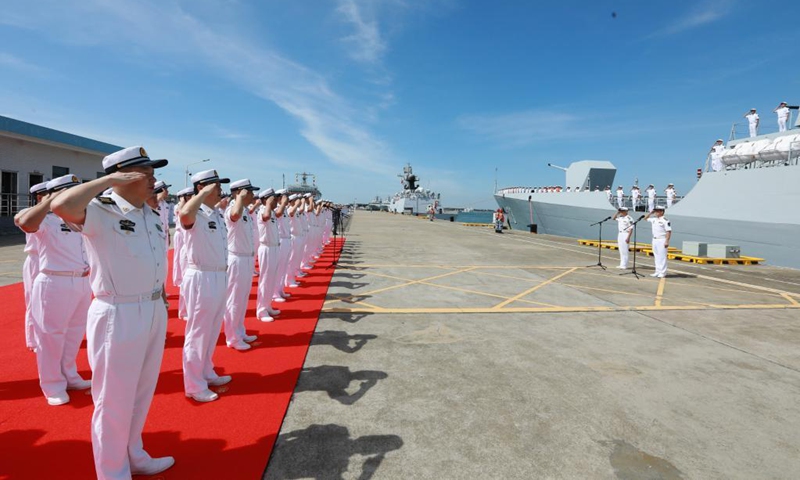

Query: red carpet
left=0, top=240, right=342, bottom=479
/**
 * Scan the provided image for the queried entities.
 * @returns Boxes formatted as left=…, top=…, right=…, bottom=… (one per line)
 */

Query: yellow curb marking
left=492, top=267, right=579, bottom=309
left=655, top=277, right=667, bottom=307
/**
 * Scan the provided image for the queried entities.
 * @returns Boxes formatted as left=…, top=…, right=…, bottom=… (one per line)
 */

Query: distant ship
left=495, top=125, right=800, bottom=269
left=388, top=164, right=441, bottom=215
left=286, top=172, right=321, bottom=199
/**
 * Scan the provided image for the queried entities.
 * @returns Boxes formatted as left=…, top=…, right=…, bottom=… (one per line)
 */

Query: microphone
left=638, top=215, right=646, bottom=221
left=605, top=216, right=612, bottom=221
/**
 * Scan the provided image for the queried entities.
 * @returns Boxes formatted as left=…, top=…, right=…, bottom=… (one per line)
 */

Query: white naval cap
left=191, top=169, right=230, bottom=186
left=288, top=194, right=300, bottom=201
left=230, top=178, right=259, bottom=191
left=153, top=180, right=171, bottom=193
left=29, top=182, right=49, bottom=195
left=715, top=139, right=724, bottom=142
left=102, top=146, right=168, bottom=174
left=750, top=108, right=757, bottom=111
left=275, top=188, right=288, bottom=195
left=258, top=188, right=276, bottom=199
left=653, top=204, right=666, bottom=210
left=176, top=187, right=194, bottom=197
left=667, top=183, right=674, bottom=186
left=618, top=206, right=629, bottom=210
left=47, top=174, right=81, bottom=192
left=303, top=192, right=312, bottom=198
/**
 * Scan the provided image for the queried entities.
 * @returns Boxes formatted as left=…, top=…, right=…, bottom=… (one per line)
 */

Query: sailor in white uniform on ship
left=645, top=184, right=656, bottom=212
left=710, top=139, right=725, bottom=172
left=256, top=188, right=284, bottom=323
left=612, top=206, right=633, bottom=269
left=51, top=146, right=175, bottom=479
left=644, top=205, right=671, bottom=278
left=630, top=186, right=640, bottom=212
left=744, top=108, right=759, bottom=138
left=180, top=169, right=232, bottom=403
left=16, top=175, right=92, bottom=406
left=173, top=187, right=193, bottom=317
left=616, top=186, right=624, bottom=208
left=665, top=183, right=676, bottom=208
left=604, top=186, right=611, bottom=202
left=15, top=181, right=49, bottom=352
left=774, top=102, right=790, bottom=132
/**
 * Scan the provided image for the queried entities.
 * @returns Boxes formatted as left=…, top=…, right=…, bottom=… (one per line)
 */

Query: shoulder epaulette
left=98, top=196, right=116, bottom=205
left=150, top=207, right=159, bottom=215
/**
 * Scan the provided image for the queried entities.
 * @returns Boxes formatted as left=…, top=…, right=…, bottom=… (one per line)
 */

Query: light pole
left=184, top=159, right=210, bottom=187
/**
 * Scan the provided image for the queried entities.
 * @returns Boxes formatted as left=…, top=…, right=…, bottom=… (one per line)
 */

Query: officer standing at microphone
left=644, top=205, right=672, bottom=278
left=612, top=206, right=633, bottom=269
left=51, top=146, right=174, bottom=478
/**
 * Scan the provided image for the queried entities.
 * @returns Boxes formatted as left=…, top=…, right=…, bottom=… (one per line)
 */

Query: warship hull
left=495, top=163, right=800, bottom=269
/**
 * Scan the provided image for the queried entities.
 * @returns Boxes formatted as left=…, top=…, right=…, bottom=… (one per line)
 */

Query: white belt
left=259, top=243, right=280, bottom=248
left=228, top=251, right=254, bottom=257
left=653, top=236, right=666, bottom=240
left=187, top=264, right=228, bottom=272
left=96, top=288, right=162, bottom=305
left=42, top=269, right=89, bottom=277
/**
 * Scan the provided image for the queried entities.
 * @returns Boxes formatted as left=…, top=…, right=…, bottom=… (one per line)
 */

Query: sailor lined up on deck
left=774, top=102, right=790, bottom=132
left=744, top=108, right=760, bottom=138
left=644, top=205, right=672, bottom=278
left=710, top=139, right=725, bottom=172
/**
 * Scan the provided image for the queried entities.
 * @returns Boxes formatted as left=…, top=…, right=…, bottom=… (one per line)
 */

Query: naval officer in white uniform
left=744, top=108, right=759, bottom=137
left=223, top=179, right=260, bottom=349
left=172, top=187, right=193, bottom=310
left=710, top=139, right=725, bottom=172
left=645, top=184, right=656, bottom=212
left=665, top=184, right=676, bottom=208
left=615, top=186, right=624, bottom=208
left=256, top=188, right=283, bottom=322
left=16, top=175, right=92, bottom=406
left=774, top=102, right=790, bottom=132
left=180, top=169, right=231, bottom=403
left=51, top=146, right=175, bottom=478
left=612, top=206, right=633, bottom=269
left=644, top=205, right=672, bottom=278
left=15, top=181, right=49, bottom=351
left=153, top=180, right=171, bottom=249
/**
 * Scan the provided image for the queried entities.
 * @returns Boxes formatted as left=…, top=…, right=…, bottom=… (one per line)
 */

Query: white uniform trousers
left=653, top=238, right=668, bottom=276
left=223, top=254, right=255, bottom=345
left=177, top=242, right=189, bottom=320
left=301, top=234, right=314, bottom=269
left=182, top=268, right=227, bottom=394
left=749, top=124, right=757, bottom=137
left=666, top=197, right=674, bottom=208
left=288, top=235, right=305, bottom=283
left=617, top=232, right=630, bottom=268
left=778, top=117, right=787, bottom=132
left=31, top=274, right=91, bottom=397
left=87, top=298, right=167, bottom=480
left=647, top=198, right=654, bottom=212
left=22, top=255, right=39, bottom=350
left=256, top=245, right=279, bottom=319
left=171, top=229, right=184, bottom=288
left=276, top=240, right=292, bottom=293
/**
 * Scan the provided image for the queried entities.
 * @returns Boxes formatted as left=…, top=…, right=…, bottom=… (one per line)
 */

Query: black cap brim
left=106, top=158, right=169, bottom=174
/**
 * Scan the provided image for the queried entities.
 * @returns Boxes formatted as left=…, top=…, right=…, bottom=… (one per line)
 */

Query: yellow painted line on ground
left=492, top=267, right=580, bottom=309
left=413, top=280, right=560, bottom=308
left=322, top=303, right=800, bottom=315
left=341, top=264, right=578, bottom=270
left=781, top=293, right=800, bottom=306
left=655, top=277, right=666, bottom=307
left=326, top=267, right=478, bottom=306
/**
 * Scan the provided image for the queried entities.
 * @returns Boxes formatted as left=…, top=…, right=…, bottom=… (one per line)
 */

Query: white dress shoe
left=281, top=291, right=292, bottom=298
left=287, top=283, right=299, bottom=288
left=273, top=297, right=286, bottom=303
left=243, top=334, right=258, bottom=343
left=297, top=272, right=308, bottom=277
left=649, top=273, right=659, bottom=277
left=229, top=341, right=251, bottom=351
left=260, top=316, right=275, bottom=323
left=657, top=274, right=666, bottom=278
left=131, top=456, right=175, bottom=476
left=268, top=308, right=281, bottom=316
left=208, top=375, right=232, bottom=387
left=616, top=266, right=627, bottom=269
left=185, top=389, right=218, bottom=403
left=46, top=392, right=70, bottom=406
left=67, top=379, right=92, bottom=390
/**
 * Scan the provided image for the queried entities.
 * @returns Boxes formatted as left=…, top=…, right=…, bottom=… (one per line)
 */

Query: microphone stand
left=328, top=207, right=341, bottom=269
left=586, top=216, right=612, bottom=270
left=620, top=215, right=646, bottom=279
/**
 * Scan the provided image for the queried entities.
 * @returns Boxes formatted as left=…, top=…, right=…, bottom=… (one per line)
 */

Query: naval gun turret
left=399, top=163, right=419, bottom=191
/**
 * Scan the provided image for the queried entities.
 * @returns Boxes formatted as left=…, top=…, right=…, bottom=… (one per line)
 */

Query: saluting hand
left=200, top=183, right=217, bottom=194
left=109, top=171, right=148, bottom=185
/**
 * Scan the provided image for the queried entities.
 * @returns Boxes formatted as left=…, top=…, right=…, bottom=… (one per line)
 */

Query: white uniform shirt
left=616, top=215, right=633, bottom=234
left=776, top=106, right=790, bottom=120
left=157, top=200, right=170, bottom=238
left=711, top=144, right=725, bottom=171
left=184, top=204, right=228, bottom=269
left=647, top=188, right=656, bottom=199
left=225, top=205, right=255, bottom=256
left=665, top=187, right=676, bottom=199
left=746, top=113, right=759, bottom=126
left=257, top=206, right=280, bottom=247
left=74, top=192, right=167, bottom=297
left=648, top=217, right=672, bottom=238
left=33, top=213, right=89, bottom=273
left=277, top=214, right=291, bottom=240
left=289, top=212, right=302, bottom=237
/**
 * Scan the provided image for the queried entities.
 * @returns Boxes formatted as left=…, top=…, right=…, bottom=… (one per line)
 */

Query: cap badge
left=140, top=147, right=148, bottom=158
left=71, top=175, right=79, bottom=183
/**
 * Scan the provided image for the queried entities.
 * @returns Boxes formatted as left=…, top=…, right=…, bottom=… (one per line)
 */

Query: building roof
left=0, top=115, right=122, bottom=155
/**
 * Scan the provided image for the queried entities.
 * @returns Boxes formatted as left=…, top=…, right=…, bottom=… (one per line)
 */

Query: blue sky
left=2, top=0, right=799, bottom=207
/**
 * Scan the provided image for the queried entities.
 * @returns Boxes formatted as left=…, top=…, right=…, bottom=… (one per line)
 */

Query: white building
left=0, top=115, right=121, bottom=231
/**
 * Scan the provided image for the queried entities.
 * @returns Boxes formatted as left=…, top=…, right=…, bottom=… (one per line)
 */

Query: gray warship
left=494, top=126, right=800, bottom=269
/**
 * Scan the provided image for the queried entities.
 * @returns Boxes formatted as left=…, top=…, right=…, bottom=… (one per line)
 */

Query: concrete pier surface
left=266, top=211, right=800, bottom=480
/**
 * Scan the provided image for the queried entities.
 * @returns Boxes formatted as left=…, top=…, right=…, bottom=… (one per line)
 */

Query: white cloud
left=457, top=110, right=581, bottom=147
left=648, top=0, right=733, bottom=38
left=1, top=0, right=392, bottom=173
left=0, top=52, right=47, bottom=75
left=336, top=0, right=387, bottom=64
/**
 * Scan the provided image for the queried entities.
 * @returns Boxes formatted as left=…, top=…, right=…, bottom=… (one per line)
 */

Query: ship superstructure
left=388, top=164, right=441, bottom=215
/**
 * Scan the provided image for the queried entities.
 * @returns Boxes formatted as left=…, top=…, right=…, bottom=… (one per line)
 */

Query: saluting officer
left=665, top=183, right=676, bottom=208
left=153, top=180, right=171, bottom=249
left=16, top=175, right=92, bottom=406
left=180, top=169, right=231, bottom=403
left=646, top=184, right=656, bottom=212
left=173, top=187, right=193, bottom=314
left=613, top=206, right=634, bottom=269
left=51, top=146, right=174, bottom=478
left=223, top=179, right=260, bottom=349
left=744, top=108, right=759, bottom=138
left=15, top=181, right=49, bottom=351
left=644, top=205, right=672, bottom=278
left=273, top=189, right=293, bottom=302
left=256, top=188, right=283, bottom=322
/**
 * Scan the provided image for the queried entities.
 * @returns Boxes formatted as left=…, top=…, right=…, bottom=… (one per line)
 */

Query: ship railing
left=606, top=194, right=683, bottom=211
left=729, top=111, right=797, bottom=140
